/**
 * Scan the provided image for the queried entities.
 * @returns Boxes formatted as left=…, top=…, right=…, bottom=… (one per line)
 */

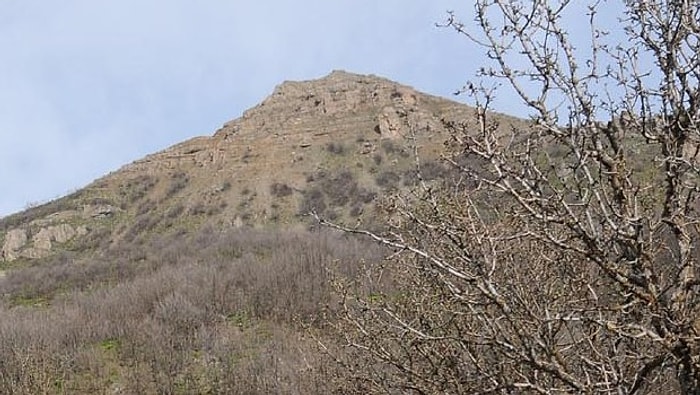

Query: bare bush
left=324, top=1, right=700, bottom=394
left=322, top=170, right=358, bottom=207
left=118, top=174, right=158, bottom=205
left=374, top=170, right=401, bottom=190
left=401, top=160, right=449, bottom=187
left=164, top=172, right=188, bottom=199
left=300, top=187, right=327, bottom=216
left=0, top=227, right=385, bottom=394
left=326, top=142, right=346, bottom=155
left=270, top=182, right=294, bottom=198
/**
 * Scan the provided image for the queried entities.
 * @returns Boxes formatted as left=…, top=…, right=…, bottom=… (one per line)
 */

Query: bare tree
left=322, top=1, right=700, bottom=393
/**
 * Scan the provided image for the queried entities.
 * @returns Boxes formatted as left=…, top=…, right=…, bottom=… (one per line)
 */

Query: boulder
left=1, top=228, right=28, bottom=261
left=83, top=204, right=118, bottom=219
left=377, top=106, right=404, bottom=139
left=33, top=224, right=77, bottom=251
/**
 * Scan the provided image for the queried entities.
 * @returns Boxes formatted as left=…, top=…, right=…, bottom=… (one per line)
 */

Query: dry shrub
left=374, top=170, right=400, bottom=189
left=270, top=182, right=294, bottom=198
left=0, top=227, right=385, bottom=394
left=326, top=142, right=346, bottom=155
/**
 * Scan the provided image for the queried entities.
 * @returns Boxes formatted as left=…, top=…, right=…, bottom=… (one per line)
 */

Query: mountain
left=0, top=71, right=538, bottom=394
left=0, top=70, right=524, bottom=265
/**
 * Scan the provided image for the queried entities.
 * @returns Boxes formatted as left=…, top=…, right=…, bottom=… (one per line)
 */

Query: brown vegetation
left=321, top=1, right=700, bottom=393
left=0, top=228, right=385, bottom=394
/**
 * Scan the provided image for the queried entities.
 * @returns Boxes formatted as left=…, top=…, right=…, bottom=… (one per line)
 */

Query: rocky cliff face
left=0, top=71, right=522, bottom=263
left=0, top=204, right=117, bottom=262
left=217, top=70, right=455, bottom=140
left=119, top=70, right=468, bottom=176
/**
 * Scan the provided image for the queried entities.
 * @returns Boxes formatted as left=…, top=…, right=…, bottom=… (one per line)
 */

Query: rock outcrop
left=0, top=202, right=102, bottom=261
left=33, top=224, right=81, bottom=250
left=1, top=228, right=28, bottom=261
left=118, top=71, right=470, bottom=177
left=83, top=204, right=118, bottom=219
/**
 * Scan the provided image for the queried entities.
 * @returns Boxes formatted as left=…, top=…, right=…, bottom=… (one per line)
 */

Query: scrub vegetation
left=0, top=228, right=385, bottom=394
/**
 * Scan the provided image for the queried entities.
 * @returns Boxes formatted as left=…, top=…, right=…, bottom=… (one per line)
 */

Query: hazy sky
left=0, top=1, right=609, bottom=217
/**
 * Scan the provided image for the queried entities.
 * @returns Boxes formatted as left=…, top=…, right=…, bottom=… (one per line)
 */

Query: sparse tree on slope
left=324, top=1, right=700, bottom=393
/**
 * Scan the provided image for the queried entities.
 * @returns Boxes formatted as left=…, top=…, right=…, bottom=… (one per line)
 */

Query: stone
left=83, top=204, right=118, bottom=219
left=33, top=229, right=52, bottom=250
left=20, top=247, right=50, bottom=260
left=377, top=106, right=404, bottom=139
left=76, top=225, right=89, bottom=237
left=53, top=224, right=77, bottom=243
left=1, top=228, right=28, bottom=261
left=33, top=224, right=77, bottom=251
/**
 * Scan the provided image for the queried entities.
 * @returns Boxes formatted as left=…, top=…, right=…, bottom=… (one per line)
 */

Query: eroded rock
left=76, top=225, right=88, bottom=237
left=1, top=228, right=28, bottom=261
left=377, top=106, right=405, bottom=139
left=83, top=204, right=118, bottom=219
left=20, top=247, right=50, bottom=260
left=33, top=224, right=78, bottom=251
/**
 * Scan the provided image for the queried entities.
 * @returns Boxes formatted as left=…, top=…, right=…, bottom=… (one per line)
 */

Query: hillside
left=0, top=71, right=530, bottom=394
left=0, top=70, right=525, bottom=265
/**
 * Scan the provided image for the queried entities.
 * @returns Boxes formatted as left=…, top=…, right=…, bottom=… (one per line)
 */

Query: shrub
left=0, top=227, right=387, bottom=394
left=164, top=172, right=188, bottom=199
left=270, top=182, right=293, bottom=198
left=119, top=175, right=158, bottom=204
left=299, top=188, right=326, bottom=216
left=374, top=170, right=401, bottom=189
left=380, top=139, right=397, bottom=154
left=320, top=170, right=357, bottom=207
left=326, top=142, right=346, bottom=155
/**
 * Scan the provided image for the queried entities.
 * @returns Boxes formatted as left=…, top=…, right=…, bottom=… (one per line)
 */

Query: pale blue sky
left=0, top=1, right=615, bottom=217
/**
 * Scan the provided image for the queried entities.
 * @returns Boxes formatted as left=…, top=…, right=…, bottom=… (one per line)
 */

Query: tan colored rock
left=21, top=247, right=50, bottom=260
left=76, top=225, right=89, bottom=236
left=83, top=204, right=118, bottom=219
left=33, top=224, right=77, bottom=251
left=33, top=229, right=52, bottom=250
left=120, top=70, right=472, bottom=185
left=377, top=106, right=405, bottom=139
left=1, top=228, right=28, bottom=261
left=53, top=224, right=77, bottom=243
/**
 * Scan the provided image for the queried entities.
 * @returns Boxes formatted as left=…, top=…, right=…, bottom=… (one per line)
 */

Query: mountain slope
left=0, top=70, right=525, bottom=265
left=0, top=71, right=535, bottom=394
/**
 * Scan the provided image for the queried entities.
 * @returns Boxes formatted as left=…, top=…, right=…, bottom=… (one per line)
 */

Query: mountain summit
left=0, top=71, right=515, bottom=263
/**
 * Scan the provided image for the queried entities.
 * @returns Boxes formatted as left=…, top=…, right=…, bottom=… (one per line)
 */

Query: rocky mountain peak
left=213, top=70, right=446, bottom=143
left=0, top=71, right=488, bottom=263
left=266, top=69, right=416, bottom=110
